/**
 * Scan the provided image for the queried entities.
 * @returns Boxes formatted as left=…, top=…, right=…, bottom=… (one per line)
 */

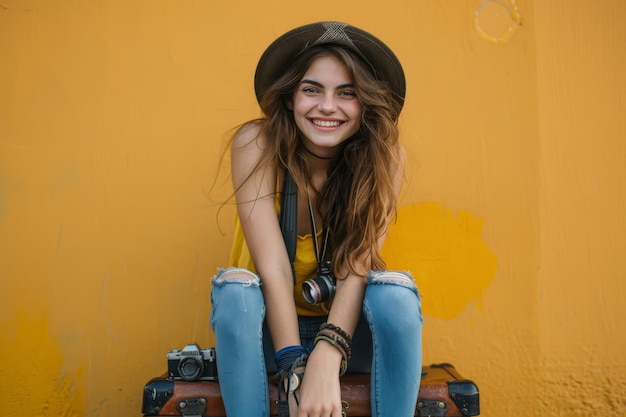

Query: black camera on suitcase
left=167, top=344, right=218, bottom=381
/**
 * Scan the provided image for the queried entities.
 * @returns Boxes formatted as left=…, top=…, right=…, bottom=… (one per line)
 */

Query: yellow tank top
left=229, top=214, right=331, bottom=317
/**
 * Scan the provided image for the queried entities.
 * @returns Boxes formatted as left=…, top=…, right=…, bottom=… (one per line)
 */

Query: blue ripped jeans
left=210, top=268, right=423, bottom=417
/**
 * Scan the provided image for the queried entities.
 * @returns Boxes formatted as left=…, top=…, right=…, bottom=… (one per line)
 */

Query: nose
left=318, top=93, right=337, bottom=113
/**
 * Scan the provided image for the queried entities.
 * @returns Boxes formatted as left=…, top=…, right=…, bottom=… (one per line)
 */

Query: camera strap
left=279, top=170, right=298, bottom=283
left=279, top=169, right=330, bottom=283
left=307, top=192, right=330, bottom=274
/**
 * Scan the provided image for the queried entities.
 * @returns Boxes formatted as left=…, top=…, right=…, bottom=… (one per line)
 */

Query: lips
left=311, top=119, right=342, bottom=128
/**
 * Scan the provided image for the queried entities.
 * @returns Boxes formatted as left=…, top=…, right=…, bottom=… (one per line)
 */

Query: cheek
left=292, top=94, right=311, bottom=115
left=349, top=104, right=363, bottom=125
left=292, top=106, right=309, bottom=132
left=292, top=99, right=313, bottom=125
left=348, top=120, right=361, bottom=136
left=348, top=100, right=363, bottom=117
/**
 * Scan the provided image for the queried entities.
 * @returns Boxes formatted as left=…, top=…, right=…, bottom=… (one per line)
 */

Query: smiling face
left=290, top=54, right=363, bottom=158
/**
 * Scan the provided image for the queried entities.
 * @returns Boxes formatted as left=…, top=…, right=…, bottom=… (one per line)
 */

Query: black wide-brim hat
left=254, top=21, right=406, bottom=110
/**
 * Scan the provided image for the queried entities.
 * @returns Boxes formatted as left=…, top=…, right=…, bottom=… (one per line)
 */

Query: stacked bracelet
left=318, top=323, right=352, bottom=359
left=316, top=329, right=352, bottom=360
left=313, top=323, right=353, bottom=376
left=320, top=322, right=353, bottom=345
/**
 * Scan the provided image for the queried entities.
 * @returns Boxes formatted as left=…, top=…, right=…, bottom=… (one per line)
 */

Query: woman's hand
left=295, top=341, right=344, bottom=416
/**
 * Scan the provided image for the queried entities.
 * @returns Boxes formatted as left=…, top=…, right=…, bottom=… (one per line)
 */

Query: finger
left=288, top=392, right=299, bottom=416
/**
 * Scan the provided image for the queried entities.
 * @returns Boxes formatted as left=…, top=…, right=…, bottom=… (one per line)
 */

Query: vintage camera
left=167, top=344, right=218, bottom=381
left=302, top=261, right=336, bottom=304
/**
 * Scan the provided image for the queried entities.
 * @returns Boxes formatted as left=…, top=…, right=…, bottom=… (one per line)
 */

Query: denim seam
left=363, top=299, right=381, bottom=417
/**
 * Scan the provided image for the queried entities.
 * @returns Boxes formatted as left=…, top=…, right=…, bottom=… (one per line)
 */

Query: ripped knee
left=212, top=267, right=261, bottom=287
left=367, top=270, right=416, bottom=289
left=364, top=270, right=422, bottom=323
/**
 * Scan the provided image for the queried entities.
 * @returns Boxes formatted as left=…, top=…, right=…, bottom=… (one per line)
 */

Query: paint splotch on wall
left=0, top=309, right=86, bottom=416
left=383, top=202, right=497, bottom=319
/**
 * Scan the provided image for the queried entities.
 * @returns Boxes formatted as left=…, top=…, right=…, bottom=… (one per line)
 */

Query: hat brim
left=254, top=22, right=406, bottom=109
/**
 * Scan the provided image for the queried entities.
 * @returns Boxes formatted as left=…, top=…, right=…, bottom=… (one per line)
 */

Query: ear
left=285, top=99, right=293, bottom=111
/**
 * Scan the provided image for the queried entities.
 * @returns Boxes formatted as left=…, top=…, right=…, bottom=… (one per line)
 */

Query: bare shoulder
left=231, top=121, right=266, bottom=151
left=231, top=122, right=268, bottom=175
left=230, top=121, right=274, bottom=190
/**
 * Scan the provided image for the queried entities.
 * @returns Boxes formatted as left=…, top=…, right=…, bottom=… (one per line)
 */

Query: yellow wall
left=1, top=1, right=625, bottom=416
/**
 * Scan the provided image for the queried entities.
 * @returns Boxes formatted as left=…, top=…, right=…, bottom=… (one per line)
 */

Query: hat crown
left=313, top=22, right=358, bottom=50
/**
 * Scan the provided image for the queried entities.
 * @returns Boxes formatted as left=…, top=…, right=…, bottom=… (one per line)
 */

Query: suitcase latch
left=416, top=400, right=447, bottom=416
left=176, top=397, right=207, bottom=417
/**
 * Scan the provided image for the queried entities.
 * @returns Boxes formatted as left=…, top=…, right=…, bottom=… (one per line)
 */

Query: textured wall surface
left=1, top=1, right=625, bottom=416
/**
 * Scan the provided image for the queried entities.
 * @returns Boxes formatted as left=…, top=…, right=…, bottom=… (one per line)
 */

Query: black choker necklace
left=303, top=146, right=334, bottom=160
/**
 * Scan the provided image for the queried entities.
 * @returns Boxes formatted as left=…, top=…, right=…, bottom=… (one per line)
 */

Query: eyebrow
left=300, top=79, right=355, bottom=89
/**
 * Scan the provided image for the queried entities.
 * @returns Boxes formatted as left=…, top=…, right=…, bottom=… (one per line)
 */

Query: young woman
left=211, top=22, right=423, bottom=417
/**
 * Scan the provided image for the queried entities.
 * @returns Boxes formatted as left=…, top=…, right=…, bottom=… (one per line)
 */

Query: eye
left=302, top=86, right=320, bottom=94
left=339, top=90, right=357, bottom=98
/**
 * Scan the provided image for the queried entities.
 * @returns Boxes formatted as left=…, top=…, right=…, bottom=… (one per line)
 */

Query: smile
left=311, top=119, right=342, bottom=128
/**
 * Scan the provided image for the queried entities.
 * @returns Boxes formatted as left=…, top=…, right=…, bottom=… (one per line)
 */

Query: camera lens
left=302, top=275, right=335, bottom=304
left=178, top=357, right=204, bottom=381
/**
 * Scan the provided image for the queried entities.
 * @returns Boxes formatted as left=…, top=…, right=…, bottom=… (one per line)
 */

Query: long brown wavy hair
left=235, top=44, right=404, bottom=277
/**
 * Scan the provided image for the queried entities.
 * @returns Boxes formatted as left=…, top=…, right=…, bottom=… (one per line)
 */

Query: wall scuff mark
left=475, top=0, right=522, bottom=44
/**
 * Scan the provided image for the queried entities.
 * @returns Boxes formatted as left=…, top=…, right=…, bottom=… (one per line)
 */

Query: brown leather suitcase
left=141, top=363, right=479, bottom=416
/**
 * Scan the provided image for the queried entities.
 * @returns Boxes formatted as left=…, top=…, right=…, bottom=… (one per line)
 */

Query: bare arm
left=231, top=124, right=300, bottom=351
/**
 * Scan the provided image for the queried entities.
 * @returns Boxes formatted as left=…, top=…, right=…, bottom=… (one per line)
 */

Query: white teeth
left=312, top=119, right=341, bottom=127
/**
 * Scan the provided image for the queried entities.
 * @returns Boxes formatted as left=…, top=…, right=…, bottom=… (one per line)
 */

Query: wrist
left=314, top=337, right=343, bottom=359
left=313, top=323, right=353, bottom=376
left=313, top=336, right=348, bottom=375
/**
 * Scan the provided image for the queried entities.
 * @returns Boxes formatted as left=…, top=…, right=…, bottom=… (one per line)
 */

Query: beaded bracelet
left=320, top=322, right=353, bottom=345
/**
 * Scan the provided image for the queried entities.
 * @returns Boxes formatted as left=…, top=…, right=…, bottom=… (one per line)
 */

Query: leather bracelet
left=320, top=322, right=353, bottom=345
left=316, top=329, right=352, bottom=360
